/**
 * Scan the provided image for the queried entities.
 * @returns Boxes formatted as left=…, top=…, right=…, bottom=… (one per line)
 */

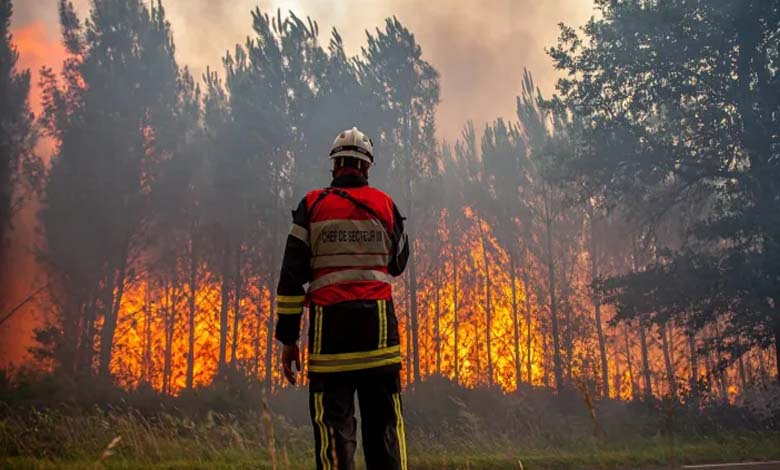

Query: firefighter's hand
left=281, top=343, right=300, bottom=385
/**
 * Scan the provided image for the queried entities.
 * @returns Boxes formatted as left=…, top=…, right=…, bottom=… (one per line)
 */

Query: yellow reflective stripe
left=310, top=344, right=400, bottom=362
left=277, top=306, right=303, bottom=315
left=313, top=305, right=323, bottom=354
left=277, top=295, right=305, bottom=303
left=308, top=356, right=401, bottom=373
left=289, top=224, right=309, bottom=245
left=313, top=392, right=331, bottom=470
left=378, top=300, right=387, bottom=349
left=393, top=393, right=407, bottom=470
left=309, top=269, right=392, bottom=291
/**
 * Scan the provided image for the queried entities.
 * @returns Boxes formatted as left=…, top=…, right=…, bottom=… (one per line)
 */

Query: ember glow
left=87, top=204, right=759, bottom=398
left=2, top=1, right=775, bottom=403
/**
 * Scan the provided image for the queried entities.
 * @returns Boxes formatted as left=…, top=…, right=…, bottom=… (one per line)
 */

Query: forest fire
left=92, top=204, right=762, bottom=400
left=4, top=1, right=780, bottom=468
left=2, top=0, right=777, bottom=410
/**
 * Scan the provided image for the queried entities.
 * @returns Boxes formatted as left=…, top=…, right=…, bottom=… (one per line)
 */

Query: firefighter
left=275, top=126, right=410, bottom=470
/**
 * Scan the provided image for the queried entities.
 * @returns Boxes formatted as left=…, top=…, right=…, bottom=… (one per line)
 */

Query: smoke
left=12, top=0, right=594, bottom=141
left=2, top=0, right=594, bottom=367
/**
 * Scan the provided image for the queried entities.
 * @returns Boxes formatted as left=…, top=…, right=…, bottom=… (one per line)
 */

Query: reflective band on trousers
left=313, top=392, right=332, bottom=470
left=309, top=269, right=392, bottom=291
left=311, top=253, right=390, bottom=270
left=313, top=305, right=323, bottom=354
left=308, top=345, right=401, bottom=373
left=393, top=392, right=408, bottom=470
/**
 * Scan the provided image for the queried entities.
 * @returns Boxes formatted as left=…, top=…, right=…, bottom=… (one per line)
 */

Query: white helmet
left=329, top=126, right=374, bottom=165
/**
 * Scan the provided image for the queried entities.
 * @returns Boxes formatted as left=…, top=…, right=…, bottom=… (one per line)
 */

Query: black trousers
left=308, top=368, right=407, bottom=470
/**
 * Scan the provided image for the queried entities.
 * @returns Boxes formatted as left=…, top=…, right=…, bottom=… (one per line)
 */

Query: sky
left=11, top=0, right=595, bottom=141
left=2, top=0, right=595, bottom=366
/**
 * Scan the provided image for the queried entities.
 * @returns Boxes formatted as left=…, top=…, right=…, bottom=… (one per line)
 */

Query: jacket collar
left=331, top=173, right=368, bottom=188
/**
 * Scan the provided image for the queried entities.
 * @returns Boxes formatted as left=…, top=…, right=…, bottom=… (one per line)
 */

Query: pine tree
left=0, top=0, right=36, bottom=271
left=38, top=0, right=181, bottom=377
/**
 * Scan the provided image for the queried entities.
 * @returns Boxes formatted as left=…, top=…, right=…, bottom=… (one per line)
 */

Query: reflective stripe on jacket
left=274, top=173, right=409, bottom=374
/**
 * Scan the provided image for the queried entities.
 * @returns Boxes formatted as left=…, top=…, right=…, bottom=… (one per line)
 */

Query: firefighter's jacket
left=275, top=173, right=409, bottom=374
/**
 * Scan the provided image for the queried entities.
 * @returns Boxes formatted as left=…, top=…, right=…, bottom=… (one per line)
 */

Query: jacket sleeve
left=388, top=202, right=409, bottom=277
left=274, top=197, right=312, bottom=345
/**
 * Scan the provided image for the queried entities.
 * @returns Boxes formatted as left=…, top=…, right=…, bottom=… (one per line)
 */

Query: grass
left=3, top=415, right=780, bottom=469
left=2, top=375, right=779, bottom=469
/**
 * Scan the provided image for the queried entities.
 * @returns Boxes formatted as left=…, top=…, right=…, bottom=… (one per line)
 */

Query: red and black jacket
left=275, top=173, right=409, bottom=374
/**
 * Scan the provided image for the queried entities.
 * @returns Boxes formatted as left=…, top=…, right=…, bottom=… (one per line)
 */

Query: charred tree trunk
left=688, top=327, right=700, bottom=405
left=624, top=323, right=636, bottom=400
left=162, top=279, right=175, bottom=396
left=218, top=238, right=231, bottom=374
left=637, top=317, right=653, bottom=401
left=142, top=291, right=153, bottom=385
left=406, top=275, right=412, bottom=385
left=230, top=246, right=242, bottom=366
left=757, top=348, right=767, bottom=383
left=543, top=187, right=564, bottom=392
left=712, top=322, right=728, bottom=400
left=408, top=245, right=419, bottom=384
left=560, top=255, right=574, bottom=381
left=477, top=220, right=494, bottom=386
left=265, top=245, right=278, bottom=390
left=434, top=257, right=442, bottom=375
left=510, top=249, right=521, bottom=388
left=402, top=111, right=420, bottom=385
left=453, top=245, right=460, bottom=384
left=186, top=237, right=198, bottom=391
left=588, top=206, right=610, bottom=398
left=773, top=302, right=780, bottom=386
left=523, top=267, right=533, bottom=385
left=661, top=322, right=676, bottom=401
left=98, top=239, right=130, bottom=378
left=737, top=337, right=748, bottom=391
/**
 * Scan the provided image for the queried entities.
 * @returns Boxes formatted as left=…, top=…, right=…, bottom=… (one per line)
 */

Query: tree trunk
left=453, top=245, right=460, bottom=384
left=588, top=207, right=610, bottom=398
left=624, top=323, right=636, bottom=400
left=230, top=246, right=242, bottom=366
left=434, top=257, right=441, bottom=375
left=712, top=323, right=728, bottom=400
left=402, top=110, right=420, bottom=385
left=737, top=338, right=748, bottom=391
left=543, top=194, right=563, bottom=392
left=661, top=322, right=676, bottom=401
left=162, top=279, right=175, bottom=396
left=477, top=220, right=494, bottom=386
left=638, top=317, right=653, bottom=400
left=757, top=348, right=767, bottom=383
left=773, top=303, right=780, bottom=386
left=142, top=290, right=152, bottom=384
left=688, top=327, right=700, bottom=405
left=523, top=268, right=533, bottom=385
left=406, top=277, right=412, bottom=386
left=186, top=237, right=197, bottom=390
left=560, top=256, right=574, bottom=380
left=265, top=250, right=278, bottom=390
left=409, top=257, right=420, bottom=384
left=510, top=250, right=521, bottom=389
left=218, top=238, right=231, bottom=374
left=98, top=240, right=130, bottom=378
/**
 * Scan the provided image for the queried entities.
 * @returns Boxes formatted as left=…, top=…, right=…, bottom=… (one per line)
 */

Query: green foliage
left=0, top=0, right=37, bottom=245
left=551, top=0, right=780, bottom=381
